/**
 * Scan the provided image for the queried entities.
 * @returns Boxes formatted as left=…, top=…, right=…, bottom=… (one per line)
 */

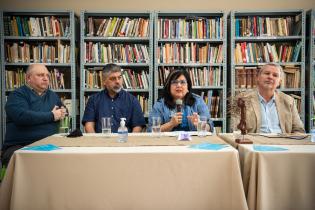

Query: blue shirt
left=5, top=85, right=62, bottom=146
left=258, top=93, right=282, bottom=133
left=82, top=89, right=146, bottom=133
left=148, top=94, right=213, bottom=131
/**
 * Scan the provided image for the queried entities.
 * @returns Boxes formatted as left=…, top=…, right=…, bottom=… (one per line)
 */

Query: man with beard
left=232, top=63, right=305, bottom=133
left=82, top=63, right=145, bottom=133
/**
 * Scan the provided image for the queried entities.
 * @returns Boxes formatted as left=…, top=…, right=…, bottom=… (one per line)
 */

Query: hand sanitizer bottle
left=118, top=118, right=128, bottom=143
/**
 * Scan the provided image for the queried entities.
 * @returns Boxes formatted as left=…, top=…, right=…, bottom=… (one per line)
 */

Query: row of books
left=86, top=17, right=149, bottom=37
left=281, top=66, right=300, bottom=88
left=157, top=43, right=223, bottom=64
left=122, top=69, right=149, bottom=89
left=84, top=94, right=148, bottom=114
left=235, top=15, right=302, bottom=37
left=200, top=90, right=222, bottom=118
left=158, top=66, right=222, bottom=87
left=235, top=66, right=258, bottom=89
left=3, top=16, right=70, bottom=37
left=5, top=41, right=71, bottom=63
left=85, top=68, right=149, bottom=89
left=5, top=68, right=67, bottom=90
left=5, top=69, right=25, bottom=89
left=290, top=94, right=301, bottom=113
left=136, top=94, right=149, bottom=115
left=234, top=41, right=302, bottom=63
left=60, top=97, right=79, bottom=116
left=235, top=65, right=301, bottom=89
left=157, top=17, right=224, bottom=39
left=49, top=68, right=67, bottom=89
left=84, top=42, right=150, bottom=63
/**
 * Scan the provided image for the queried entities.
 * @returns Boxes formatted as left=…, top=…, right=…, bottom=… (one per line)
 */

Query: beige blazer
left=232, top=90, right=305, bottom=133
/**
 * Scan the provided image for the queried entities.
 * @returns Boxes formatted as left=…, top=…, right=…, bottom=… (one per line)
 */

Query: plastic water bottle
left=118, top=118, right=128, bottom=143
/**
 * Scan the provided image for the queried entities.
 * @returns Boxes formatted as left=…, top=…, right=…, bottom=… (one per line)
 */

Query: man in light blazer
left=232, top=63, right=305, bottom=133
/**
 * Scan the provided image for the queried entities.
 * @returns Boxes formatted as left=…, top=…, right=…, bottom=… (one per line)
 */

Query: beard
left=112, top=85, right=122, bottom=93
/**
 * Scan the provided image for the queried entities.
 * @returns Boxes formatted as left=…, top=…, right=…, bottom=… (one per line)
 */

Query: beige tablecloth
left=219, top=133, right=315, bottom=210
left=219, top=133, right=314, bottom=148
left=0, top=134, right=248, bottom=210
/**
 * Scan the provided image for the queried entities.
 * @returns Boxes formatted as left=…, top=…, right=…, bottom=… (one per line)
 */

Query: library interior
left=0, top=0, right=314, bottom=210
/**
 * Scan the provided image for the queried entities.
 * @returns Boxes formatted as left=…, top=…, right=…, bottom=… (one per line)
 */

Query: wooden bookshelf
left=230, top=10, right=306, bottom=129
left=80, top=11, right=153, bottom=130
left=154, top=11, right=227, bottom=132
left=0, top=10, right=77, bottom=146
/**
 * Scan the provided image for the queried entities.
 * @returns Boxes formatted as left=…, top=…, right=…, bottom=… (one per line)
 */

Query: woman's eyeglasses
left=171, top=80, right=187, bottom=86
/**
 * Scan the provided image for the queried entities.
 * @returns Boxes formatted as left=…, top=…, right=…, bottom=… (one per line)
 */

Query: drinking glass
left=197, top=116, right=207, bottom=137
left=59, top=116, right=71, bottom=134
left=102, top=117, right=111, bottom=136
left=151, top=116, right=161, bottom=137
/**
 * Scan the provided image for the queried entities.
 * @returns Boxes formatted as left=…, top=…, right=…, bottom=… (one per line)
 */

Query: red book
left=241, top=42, right=247, bottom=63
left=253, top=17, right=257, bottom=36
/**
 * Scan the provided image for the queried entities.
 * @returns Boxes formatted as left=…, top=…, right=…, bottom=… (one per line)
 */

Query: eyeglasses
left=171, top=80, right=187, bottom=86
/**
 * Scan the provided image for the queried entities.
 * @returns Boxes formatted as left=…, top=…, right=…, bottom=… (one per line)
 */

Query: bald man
left=1, top=64, right=67, bottom=167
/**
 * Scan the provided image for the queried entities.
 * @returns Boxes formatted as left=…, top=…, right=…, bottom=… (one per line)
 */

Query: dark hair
left=163, top=69, right=195, bottom=109
left=102, top=63, right=121, bottom=79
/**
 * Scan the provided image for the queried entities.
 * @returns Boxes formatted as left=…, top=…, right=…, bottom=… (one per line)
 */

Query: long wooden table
left=219, top=133, right=315, bottom=210
left=0, top=133, right=248, bottom=210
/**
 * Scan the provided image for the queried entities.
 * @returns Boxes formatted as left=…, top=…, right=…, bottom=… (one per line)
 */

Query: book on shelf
left=5, top=41, right=70, bottom=63
left=84, top=42, right=149, bottom=63
left=85, top=68, right=103, bottom=89
left=60, top=98, right=78, bottom=116
left=85, top=68, right=149, bottom=90
left=49, top=68, right=66, bottom=90
left=281, top=65, right=301, bottom=88
left=198, top=90, right=221, bottom=118
left=157, top=17, right=223, bottom=39
left=3, top=15, right=70, bottom=37
left=234, top=41, right=302, bottom=64
left=5, top=68, right=68, bottom=90
left=136, top=95, right=149, bottom=115
left=234, top=15, right=302, bottom=37
left=158, top=66, right=222, bottom=87
left=5, top=68, right=26, bottom=89
left=122, top=69, right=149, bottom=89
left=62, top=98, right=72, bottom=116
left=158, top=43, right=223, bottom=64
left=86, top=17, right=149, bottom=37
left=289, top=94, right=301, bottom=113
left=235, top=66, right=258, bottom=89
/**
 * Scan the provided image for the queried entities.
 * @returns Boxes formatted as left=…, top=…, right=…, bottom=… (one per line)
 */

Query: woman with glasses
left=149, top=69, right=213, bottom=132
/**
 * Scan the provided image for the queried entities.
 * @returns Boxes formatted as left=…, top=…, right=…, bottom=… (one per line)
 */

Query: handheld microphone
left=175, top=99, right=183, bottom=113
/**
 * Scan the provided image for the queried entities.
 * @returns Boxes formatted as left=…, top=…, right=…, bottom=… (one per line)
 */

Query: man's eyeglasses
left=171, top=80, right=187, bottom=86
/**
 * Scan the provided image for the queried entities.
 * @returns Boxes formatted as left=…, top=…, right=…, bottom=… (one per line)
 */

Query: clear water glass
left=197, top=116, right=207, bottom=137
left=102, top=117, right=111, bottom=136
left=151, top=116, right=161, bottom=137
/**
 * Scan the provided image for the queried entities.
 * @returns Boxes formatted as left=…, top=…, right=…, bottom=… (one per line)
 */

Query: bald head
left=26, top=63, right=48, bottom=76
left=26, top=64, right=50, bottom=95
